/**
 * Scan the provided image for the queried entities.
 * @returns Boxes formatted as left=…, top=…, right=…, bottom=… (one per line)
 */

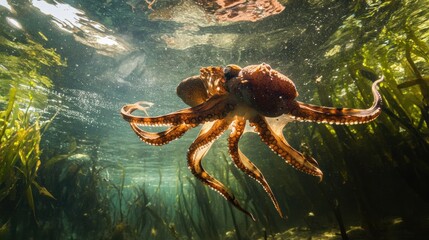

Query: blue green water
left=1, top=0, right=429, bottom=239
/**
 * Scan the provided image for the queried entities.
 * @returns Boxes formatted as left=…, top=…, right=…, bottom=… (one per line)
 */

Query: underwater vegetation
left=0, top=12, right=65, bottom=238
left=0, top=16, right=65, bottom=108
left=289, top=0, right=429, bottom=238
left=0, top=88, right=56, bottom=237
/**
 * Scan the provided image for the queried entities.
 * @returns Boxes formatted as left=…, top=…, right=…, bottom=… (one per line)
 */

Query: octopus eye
left=224, top=64, right=242, bottom=81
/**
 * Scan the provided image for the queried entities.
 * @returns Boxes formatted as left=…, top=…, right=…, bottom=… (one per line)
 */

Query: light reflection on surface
left=0, top=0, right=12, bottom=11
left=31, top=0, right=131, bottom=56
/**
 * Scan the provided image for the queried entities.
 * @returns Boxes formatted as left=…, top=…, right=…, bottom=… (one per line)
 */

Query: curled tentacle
left=130, top=123, right=193, bottom=145
left=121, top=95, right=235, bottom=126
left=187, top=118, right=256, bottom=221
left=121, top=101, right=193, bottom=145
left=228, top=116, right=283, bottom=218
left=121, top=101, right=154, bottom=115
left=250, top=114, right=323, bottom=180
left=291, top=77, right=383, bottom=124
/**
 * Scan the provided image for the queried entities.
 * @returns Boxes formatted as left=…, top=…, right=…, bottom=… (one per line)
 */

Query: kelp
left=0, top=88, right=55, bottom=224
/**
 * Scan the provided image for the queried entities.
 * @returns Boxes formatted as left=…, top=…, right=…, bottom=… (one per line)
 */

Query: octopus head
left=225, top=63, right=299, bottom=117
left=176, top=76, right=209, bottom=107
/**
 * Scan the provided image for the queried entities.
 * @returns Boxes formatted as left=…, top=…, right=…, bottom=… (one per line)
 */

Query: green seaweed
left=0, top=14, right=66, bottom=238
left=291, top=0, right=429, bottom=237
left=0, top=33, right=66, bottom=109
left=0, top=88, right=55, bottom=223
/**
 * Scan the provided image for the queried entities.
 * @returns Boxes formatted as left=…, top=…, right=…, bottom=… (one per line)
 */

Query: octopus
left=121, top=63, right=383, bottom=220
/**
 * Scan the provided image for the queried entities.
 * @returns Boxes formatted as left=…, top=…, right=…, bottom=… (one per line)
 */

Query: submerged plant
left=291, top=0, right=429, bottom=237
left=321, top=0, right=429, bottom=136
left=0, top=88, right=55, bottom=222
left=0, top=31, right=65, bottom=109
left=0, top=16, right=65, bottom=236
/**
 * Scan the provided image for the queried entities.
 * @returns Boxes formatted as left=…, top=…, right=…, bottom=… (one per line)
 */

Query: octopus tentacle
left=121, top=101, right=194, bottom=145
left=187, top=118, right=256, bottom=221
left=250, top=114, right=323, bottom=180
left=121, top=95, right=236, bottom=126
left=129, top=123, right=193, bottom=145
left=120, top=101, right=153, bottom=115
left=228, top=116, right=284, bottom=218
left=291, top=77, right=383, bottom=124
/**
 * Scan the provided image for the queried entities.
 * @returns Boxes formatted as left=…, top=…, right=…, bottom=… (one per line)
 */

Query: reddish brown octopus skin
left=121, top=63, right=383, bottom=220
